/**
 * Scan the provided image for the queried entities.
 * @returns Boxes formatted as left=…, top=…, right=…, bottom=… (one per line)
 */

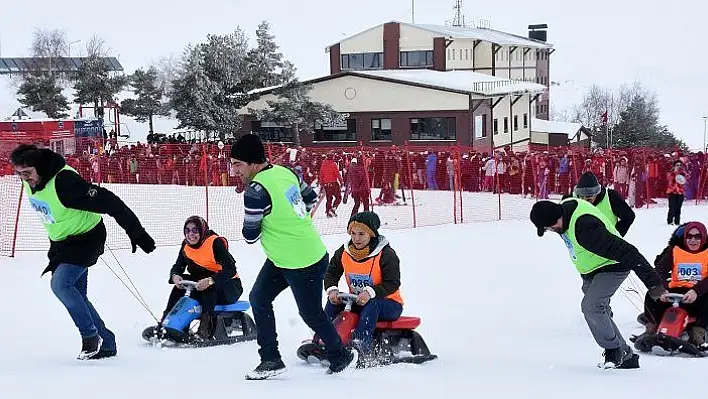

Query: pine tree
left=611, top=94, right=687, bottom=150
left=249, top=80, right=346, bottom=146
left=245, top=21, right=295, bottom=89
left=16, top=73, right=70, bottom=119
left=120, top=67, right=170, bottom=133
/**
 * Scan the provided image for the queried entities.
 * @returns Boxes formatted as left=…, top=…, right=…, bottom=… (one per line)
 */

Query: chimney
left=528, top=24, right=548, bottom=42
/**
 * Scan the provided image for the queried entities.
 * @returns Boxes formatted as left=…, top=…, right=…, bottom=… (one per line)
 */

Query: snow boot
left=245, top=359, right=287, bottom=380
left=327, top=347, right=359, bottom=375
left=600, top=347, right=639, bottom=369
left=90, top=348, right=117, bottom=360
left=690, top=326, right=707, bottom=347
left=197, top=313, right=215, bottom=340
left=78, top=335, right=103, bottom=360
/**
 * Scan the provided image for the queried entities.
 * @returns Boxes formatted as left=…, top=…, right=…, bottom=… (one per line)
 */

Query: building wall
left=340, top=25, right=384, bottom=53
left=244, top=75, right=470, bottom=115
left=399, top=24, right=436, bottom=51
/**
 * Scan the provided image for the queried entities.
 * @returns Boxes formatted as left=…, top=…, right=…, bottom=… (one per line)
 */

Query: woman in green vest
left=563, top=171, right=635, bottom=237
left=530, top=198, right=667, bottom=370
left=229, top=134, right=358, bottom=380
left=10, top=144, right=155, bottom=361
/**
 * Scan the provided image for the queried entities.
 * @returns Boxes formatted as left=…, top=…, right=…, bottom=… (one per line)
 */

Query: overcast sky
left=1, top=0, right=706, bottom=148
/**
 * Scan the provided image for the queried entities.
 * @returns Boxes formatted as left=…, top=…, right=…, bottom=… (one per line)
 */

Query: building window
left=493, top=118, right=498, bottom=135
left=400, top=50, right=434, bottom=68
left=314, top=118, right=357, bottom=141
left=503, top=117, right=509, bottom=133
left=464, top=48, right=469, bottom=60
left=513, top=115, right=518, bottom=131
left=251, top=121, right=293, bottom=142
left=371, top=118, right=392, bottom=141
left=341, top=52, right=383, bottom=70
left=481, top=113, right=488, bottom=138
left=410, top=117, right=456, bottom=140
left=523, top=113, right=528, bottom=128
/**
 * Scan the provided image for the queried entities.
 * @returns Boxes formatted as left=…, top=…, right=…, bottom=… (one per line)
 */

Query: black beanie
left=574, top=172, right=601, bottom=197
left=230, top=134, right=267, bottom=164
left=530, top=201, right=563, bottom=237
left=347, top=211, right=381, bottom=237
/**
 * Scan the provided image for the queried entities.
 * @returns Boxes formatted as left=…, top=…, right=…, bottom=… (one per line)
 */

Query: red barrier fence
left=1, top=139, right=707, bottom=257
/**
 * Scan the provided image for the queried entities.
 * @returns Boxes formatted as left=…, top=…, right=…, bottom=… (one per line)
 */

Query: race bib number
left=561, top=233, right=577, bottom=261
left=348, top=273, right=373, bottom=294
left=677, top=263, right=703, bottom=282
left=285, top=185, right=307, bottom=218
left=29, top=197, right=56, bottom=224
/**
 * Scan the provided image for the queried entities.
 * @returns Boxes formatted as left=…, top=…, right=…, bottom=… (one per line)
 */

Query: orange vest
left=669, top=246, right=708, bottom=289
left=341, top=249, right=403, bottom=305
left=183, top=235, right=238, bottom=278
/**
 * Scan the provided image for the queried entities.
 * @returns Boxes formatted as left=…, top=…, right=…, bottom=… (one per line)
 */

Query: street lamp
left=68, top=40, right=81, bottom=57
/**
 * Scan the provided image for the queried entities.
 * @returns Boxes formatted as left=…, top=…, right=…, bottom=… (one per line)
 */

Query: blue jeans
left=50, top=263, right=116, bottom=350
left=325, top=297, right=403, bottom=352
left=249, top=253, right=346, bottom=365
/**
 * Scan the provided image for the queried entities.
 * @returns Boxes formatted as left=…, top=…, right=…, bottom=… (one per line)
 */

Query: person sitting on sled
left=161, top=216, right=243, bottom=340
left=323, top=211, right=403, bottom=355
left=640, top=221, right=708, bottom=348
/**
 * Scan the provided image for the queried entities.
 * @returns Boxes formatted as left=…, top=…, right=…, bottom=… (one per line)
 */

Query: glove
left=131, top=230, right=156, bottom=254
left=648, top=285, right=668, bottom=300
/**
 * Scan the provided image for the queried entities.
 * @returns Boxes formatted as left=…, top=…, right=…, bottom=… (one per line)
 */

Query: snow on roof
left=325, top=21, right=552, bottom=51
left=402, top=22, right=553, bottom=49
left=531, top=118, right=583, bottom=137
left=351, top=69, right=547, bottom=96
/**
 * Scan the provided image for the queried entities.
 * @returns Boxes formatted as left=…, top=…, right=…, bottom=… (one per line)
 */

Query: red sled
left=631, top=293, right=706, bottom=357
left=296, top=293, right=437, bottom=368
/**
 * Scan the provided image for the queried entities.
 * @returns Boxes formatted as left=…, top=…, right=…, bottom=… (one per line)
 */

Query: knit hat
left=230, top=134, right=267, bottom=164
left=574, top=172, right=601, bottom=197
left=530, top=201, right=564, bottom=237
left=347, top=211, right=381, bottom=238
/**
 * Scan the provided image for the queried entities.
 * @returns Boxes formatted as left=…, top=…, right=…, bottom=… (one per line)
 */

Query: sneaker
left=327, top=347, right=359, bottom=375
left=599, top=347, right=639, bottom=369
left=89, top=349, right=117, bottom=360
left=78, top=335, right=103, bottom=360
left=245, top=359, right=287, bottom=380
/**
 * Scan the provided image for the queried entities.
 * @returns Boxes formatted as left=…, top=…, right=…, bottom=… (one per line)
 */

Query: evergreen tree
left=73, top=53, right=126, bottom=118
left=120, top=67, right=170, bottom=133
left=245, top=21, right=295, bottom=89
left=16, top=73, right=70, bottom=119
left=170, top=28, right=252, bottom=140
left=249, top=80, right=346, bottom=146
left=611, top=94, right=687, bottom=150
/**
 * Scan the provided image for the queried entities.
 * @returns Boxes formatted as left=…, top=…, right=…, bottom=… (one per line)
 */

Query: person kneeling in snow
left=323, top=211, right=403, bottom=356
left=640, top=222, right=708, bottom=348
left=162, top=216, right=243, bottom=340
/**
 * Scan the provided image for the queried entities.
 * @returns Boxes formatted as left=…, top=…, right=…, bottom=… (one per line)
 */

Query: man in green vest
left=563, top=171, right=635, bottom=236
left=11, top=144, right=155, bottom=361
left=530, top=197, right=667, bottom=369
left=230, top=134, right=358, bottom=380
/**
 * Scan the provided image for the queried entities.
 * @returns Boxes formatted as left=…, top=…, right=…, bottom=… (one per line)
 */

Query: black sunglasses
left=687, top=233, right=702, bottom=240
left=184, top=227, right=200, bottom=235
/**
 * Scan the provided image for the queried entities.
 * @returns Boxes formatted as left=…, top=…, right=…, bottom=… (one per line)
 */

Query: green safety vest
left=560, top=197, right=621, bottom=274
left=251, top=165, right=326, bottom=269
left=23, top=165, right=102, bottom=242
left=573, top=190, right=617, bottom=225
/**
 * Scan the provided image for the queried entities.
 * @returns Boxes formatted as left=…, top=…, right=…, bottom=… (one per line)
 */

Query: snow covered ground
left=2, top=187, right=708, bottom=398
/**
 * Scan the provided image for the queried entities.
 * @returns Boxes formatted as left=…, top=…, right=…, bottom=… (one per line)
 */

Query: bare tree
left=31, top=28, right=68, bottom=59
left=149, top=54, right=179, bottom=96
left=85, top=35, right=110, bottom=58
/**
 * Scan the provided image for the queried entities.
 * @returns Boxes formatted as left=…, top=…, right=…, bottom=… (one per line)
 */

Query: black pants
left=249, top=253, right=346, bottom=366
left=162, top=274, right=243, bottom=320
left=643, top=286, right=708, bottom=328
left=667, top=194, right=684, bottom=224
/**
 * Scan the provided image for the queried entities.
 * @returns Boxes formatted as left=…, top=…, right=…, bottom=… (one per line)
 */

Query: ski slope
left=2, top=202, right=708, bottom=398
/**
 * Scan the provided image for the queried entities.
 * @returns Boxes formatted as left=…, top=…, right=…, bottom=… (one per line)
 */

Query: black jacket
left=169, top=231, right=240, bottom=286
left=560, top=200, right=663, bottom=291
left=32, top=150, right=148, bottom=275
left=324, top=236, right=401, bottom=299
left=562, top=187, right=635, bottom=236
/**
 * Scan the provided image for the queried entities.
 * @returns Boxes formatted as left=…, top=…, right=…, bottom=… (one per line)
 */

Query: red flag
left=601, top=111, right=608, bottom=123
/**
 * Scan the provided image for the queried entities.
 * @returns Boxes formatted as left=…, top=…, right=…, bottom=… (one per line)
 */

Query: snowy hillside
left=2, top=192, right=708, bottom=398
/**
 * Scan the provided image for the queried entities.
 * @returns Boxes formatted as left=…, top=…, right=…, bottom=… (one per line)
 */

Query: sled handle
left=337, top=293, right=359, bottom=311
left=663, top=293, right=685, bottom=306
left=177, top=280, right=198, bottom=295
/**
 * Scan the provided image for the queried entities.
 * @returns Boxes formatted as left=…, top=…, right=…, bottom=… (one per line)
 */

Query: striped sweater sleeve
left=242, top=182, right=272, bottom=244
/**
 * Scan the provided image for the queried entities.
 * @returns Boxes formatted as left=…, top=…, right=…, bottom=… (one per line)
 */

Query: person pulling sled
left=632, top=222, right=708, bottom=356
left=530, top=198, right=667, bottom=369
left=143, top=216, right=250, bottom=346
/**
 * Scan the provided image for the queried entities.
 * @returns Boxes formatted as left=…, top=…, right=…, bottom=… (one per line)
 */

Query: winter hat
left=184, top=215, right=209, bottom=245
left=347, top=211, right=381, bottom=238
left=682, top=221, right=707, bottom=252
left=230, top=134, right=267, bottom=164
left=530, top=201, right=564, bottom=237
left=574, top=172, right=601, bottom=197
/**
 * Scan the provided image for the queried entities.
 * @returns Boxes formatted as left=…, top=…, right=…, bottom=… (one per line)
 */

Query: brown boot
left=690, top=326, right=706, bottom=346
left=197, top=313, right=214, bottom=340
